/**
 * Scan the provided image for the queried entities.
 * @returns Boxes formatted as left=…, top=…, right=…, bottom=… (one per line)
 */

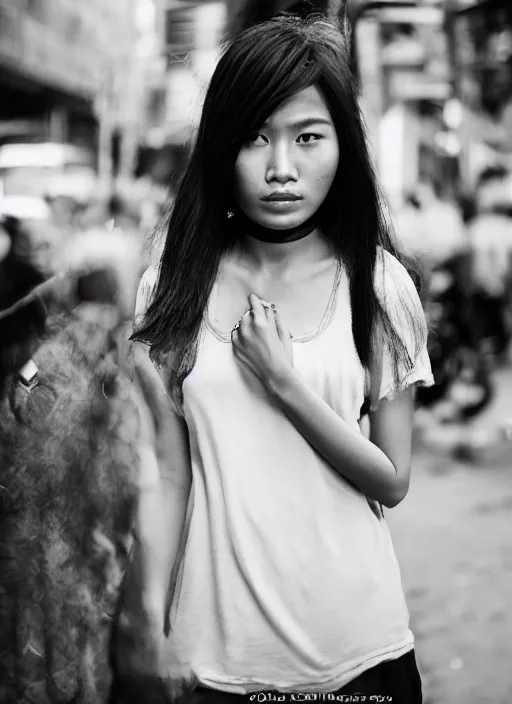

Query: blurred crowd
left=1, top=155, right=512, bottom=448
left=0, top=180, right=170, bottom=319
left=392, top=165, right=512, bottom=454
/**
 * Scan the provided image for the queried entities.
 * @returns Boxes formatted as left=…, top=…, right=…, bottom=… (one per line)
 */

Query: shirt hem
left=194, top=635, right=415, bottom=694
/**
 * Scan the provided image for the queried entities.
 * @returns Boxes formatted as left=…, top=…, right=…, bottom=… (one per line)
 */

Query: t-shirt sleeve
left=134, top=264, right=159, bottom=324
left=368, top=249, right=434, bottom=411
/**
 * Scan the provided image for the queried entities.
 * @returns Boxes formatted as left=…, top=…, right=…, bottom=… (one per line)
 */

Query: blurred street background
left=1, top=0, right=512, bottom=702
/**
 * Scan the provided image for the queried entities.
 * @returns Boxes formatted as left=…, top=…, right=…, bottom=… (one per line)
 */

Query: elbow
left=379, top=463, right=410, bottom=508
left=381, top=492, right=404, bottom=510
left=381, top=480, right=410, bottom=509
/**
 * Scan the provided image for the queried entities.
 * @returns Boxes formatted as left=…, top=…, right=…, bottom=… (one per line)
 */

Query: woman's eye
left=297, top=133, right=322, bottom=145
left=247, top=133, right=268, bottom=146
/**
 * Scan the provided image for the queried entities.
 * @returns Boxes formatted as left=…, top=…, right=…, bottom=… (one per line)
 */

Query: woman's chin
left=252, top=212, right=310, bottom=231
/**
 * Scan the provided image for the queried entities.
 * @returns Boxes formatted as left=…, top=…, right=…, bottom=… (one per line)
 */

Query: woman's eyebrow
left=262, top=117, right=333, bottom=130
left=288, top=117, right=333, bottom=129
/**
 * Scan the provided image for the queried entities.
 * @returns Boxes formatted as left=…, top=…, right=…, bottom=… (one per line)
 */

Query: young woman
left=130, top=14, right=433, bottom=703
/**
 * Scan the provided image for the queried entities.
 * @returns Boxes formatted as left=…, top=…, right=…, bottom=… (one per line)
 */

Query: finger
left=272, top=308, right=284, bottom=339
left=232, top=328, right=245, bottom=350
left=233, top=307, right=250, bottom=329
left=231, top=329, right=248, bottom=364
left=230, top=321, right=241, bottom=345
left=248, top=293, right=267, bottom=325
left=272, top=306, right=287, bottom=341
left=238, top=310, right=252, bottom=338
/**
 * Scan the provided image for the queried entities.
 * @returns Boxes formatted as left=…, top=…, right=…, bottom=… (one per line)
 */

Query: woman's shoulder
left=373, top=247, right=426, bottom=343
left=135, top=264, right=160, bottom=320
left=139, top=263, right=160, bottom=288
left=369, top=248, right=433, bottom=407
left=374, top=247, right=420, bottom=306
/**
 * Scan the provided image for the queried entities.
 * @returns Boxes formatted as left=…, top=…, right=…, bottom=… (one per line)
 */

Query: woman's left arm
left=233, top=293, right=415, bottom=509
left=267, top=367, right=414, bottom=509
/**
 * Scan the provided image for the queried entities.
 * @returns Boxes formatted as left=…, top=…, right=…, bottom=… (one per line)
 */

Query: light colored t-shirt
left=134, top=249, right=433, bottom=694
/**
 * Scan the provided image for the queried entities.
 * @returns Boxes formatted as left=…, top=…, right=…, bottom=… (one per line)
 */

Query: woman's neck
left=235, top=227, right=332, bottom=273
left=237, top=211, right=318, bottom=244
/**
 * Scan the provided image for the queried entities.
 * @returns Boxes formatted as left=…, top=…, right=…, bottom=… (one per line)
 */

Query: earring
left=227, top=210, right=235, bottom=219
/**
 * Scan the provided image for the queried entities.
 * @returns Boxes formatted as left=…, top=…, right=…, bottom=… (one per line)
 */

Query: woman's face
left=234, top=86, right=339, bottom=230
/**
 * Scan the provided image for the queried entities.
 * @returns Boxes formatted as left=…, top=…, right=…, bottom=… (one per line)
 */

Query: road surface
left=387, top=366, right=512, bottom=704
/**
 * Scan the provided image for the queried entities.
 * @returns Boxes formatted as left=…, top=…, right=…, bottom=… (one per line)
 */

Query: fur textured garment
left=0, top=271, right=172, bottom=703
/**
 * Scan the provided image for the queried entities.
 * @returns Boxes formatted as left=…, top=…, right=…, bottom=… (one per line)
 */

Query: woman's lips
left=261, top=193, right=303, bottom=202
left=261, top=199, right=302, bottom=210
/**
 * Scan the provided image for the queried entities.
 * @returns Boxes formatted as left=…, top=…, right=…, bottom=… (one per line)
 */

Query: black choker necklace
left=237, top=211, right=318, bottom=243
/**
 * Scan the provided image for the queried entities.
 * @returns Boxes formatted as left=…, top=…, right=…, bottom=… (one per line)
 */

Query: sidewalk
left=387, top=369, right=512, bottom=703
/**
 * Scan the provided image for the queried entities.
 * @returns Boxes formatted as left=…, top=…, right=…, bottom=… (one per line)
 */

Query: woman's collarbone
left=214, top=274, right=336, bottom=335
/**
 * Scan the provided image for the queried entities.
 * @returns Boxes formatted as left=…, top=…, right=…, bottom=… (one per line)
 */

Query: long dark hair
left=132, top=15, right=423, bottom=409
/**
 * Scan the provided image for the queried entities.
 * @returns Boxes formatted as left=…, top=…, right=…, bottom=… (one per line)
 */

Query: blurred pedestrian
left=123, top=15, right=433, bottom=704
left=0, top=196, right=60, bottom=309
left=467, top=165, right=512, bottom=360
left=0, top=222, right=10, bottom=263
left=0, top=215, right=45, bottom=309
left=394, top=177, right=467, bottom=276
left=58, top=193, right=147, bottom=319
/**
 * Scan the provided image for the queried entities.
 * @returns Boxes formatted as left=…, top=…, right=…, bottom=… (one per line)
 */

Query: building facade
left=142, top=0, right=226, bottom=150
left=448, top=0, right=512, bottom=184
left=0, top=0, right=137, bottom=157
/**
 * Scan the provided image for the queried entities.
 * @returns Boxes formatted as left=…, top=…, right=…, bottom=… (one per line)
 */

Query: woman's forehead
left=262, top=86, right=332, bottom=128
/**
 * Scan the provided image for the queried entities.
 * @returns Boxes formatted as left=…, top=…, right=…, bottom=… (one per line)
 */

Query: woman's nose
left=266, top=143, right=298, bottom=184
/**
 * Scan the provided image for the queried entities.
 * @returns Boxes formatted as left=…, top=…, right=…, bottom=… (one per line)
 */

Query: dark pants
left=113, top=651, right=422, bottom=704
left=471, top=292, right=509, bottom=356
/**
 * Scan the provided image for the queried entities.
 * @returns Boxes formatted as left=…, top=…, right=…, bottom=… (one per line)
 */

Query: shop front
left=0, top=3, right=99, bottom=151
left=449, top=0, right=512, bottom=184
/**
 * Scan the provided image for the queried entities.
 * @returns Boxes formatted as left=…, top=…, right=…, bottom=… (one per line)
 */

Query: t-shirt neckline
left=205, top=258, right=343, bottom=345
